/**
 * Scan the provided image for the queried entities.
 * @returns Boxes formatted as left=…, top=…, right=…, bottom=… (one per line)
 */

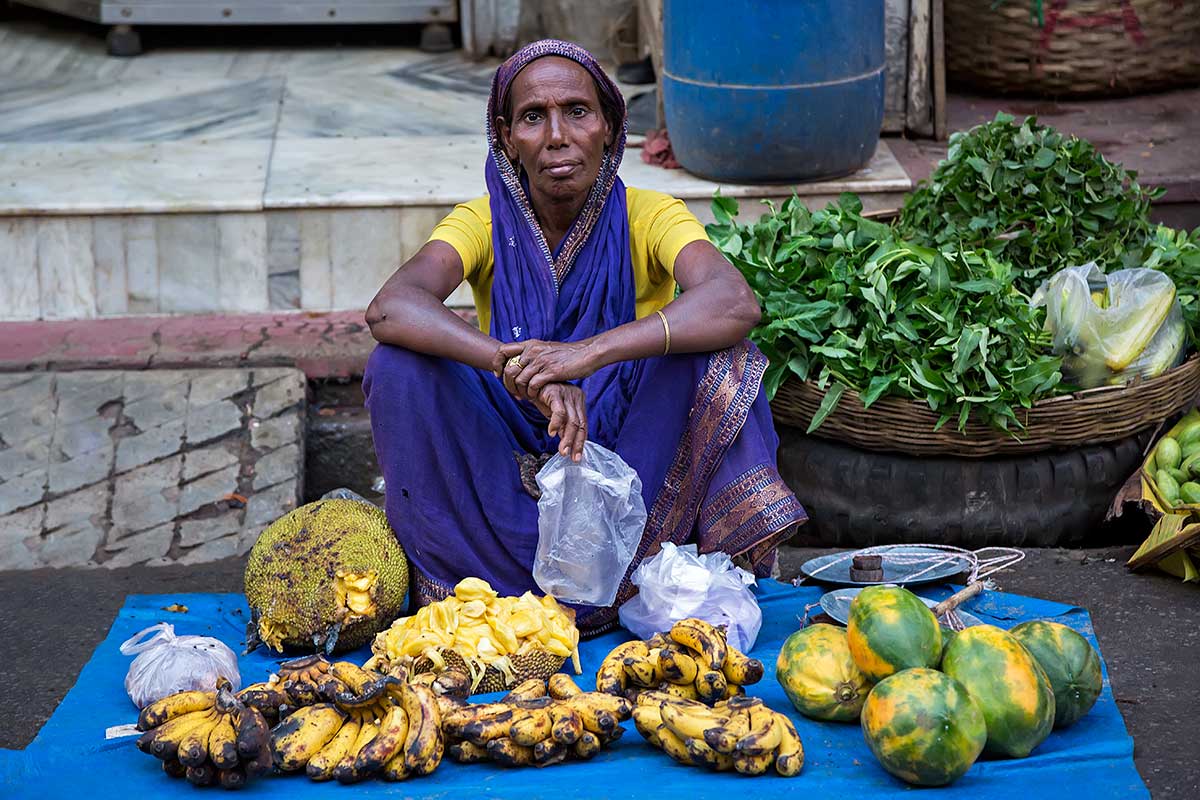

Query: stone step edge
left=0, top=309, right=478, bottom=380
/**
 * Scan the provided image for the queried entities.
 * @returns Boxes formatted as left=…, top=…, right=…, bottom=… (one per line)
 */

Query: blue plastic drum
left=662, top=0, right=886, bottom=183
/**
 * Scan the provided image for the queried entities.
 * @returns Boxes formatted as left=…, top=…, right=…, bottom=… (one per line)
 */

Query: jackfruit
left=370, top=577, right=581, bottom=694
left=243, top=498, right=408, bottom=655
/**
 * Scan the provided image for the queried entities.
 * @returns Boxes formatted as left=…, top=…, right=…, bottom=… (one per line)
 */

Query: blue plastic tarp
left=0, top=580, right=1149, bottom=798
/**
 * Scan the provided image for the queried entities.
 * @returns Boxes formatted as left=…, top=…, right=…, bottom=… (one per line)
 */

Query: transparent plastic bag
left=120, top=623, right=240, bottom=709
left=533, top=441, right=647, bottom=606
left=618, top=543, right=762, bottom=652
left=1033, top=263, right=1186, bottom=388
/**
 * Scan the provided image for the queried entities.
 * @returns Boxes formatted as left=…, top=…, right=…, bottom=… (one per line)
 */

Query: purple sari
left=364, top=39, right=806, bottom=634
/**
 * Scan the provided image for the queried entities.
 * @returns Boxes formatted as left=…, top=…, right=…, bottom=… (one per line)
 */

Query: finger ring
left=507, top=355, right=522, bottom=369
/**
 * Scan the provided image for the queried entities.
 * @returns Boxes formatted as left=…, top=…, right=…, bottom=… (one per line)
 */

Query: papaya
left=776, top=623, right=872, bottom=722
left=846, top=586, right=942, bottom=683
left=860, top=668, right=987, bottom=787
left=1009, top=621, right=1102, bottom=729
left=941, top=625, right=1055, bottom=758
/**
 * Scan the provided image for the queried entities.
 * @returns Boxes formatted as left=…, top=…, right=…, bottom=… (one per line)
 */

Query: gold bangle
left=656, top=309, right=671, bottom=356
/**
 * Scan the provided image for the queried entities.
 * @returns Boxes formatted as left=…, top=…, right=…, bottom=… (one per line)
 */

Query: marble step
left=0, top=137, right=910, bottom=321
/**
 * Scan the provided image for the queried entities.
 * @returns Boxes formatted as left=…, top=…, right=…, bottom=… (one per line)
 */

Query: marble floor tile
left=119, top=49, right=242, bottom=81
left=265, top=135, right=488, bottom=208
left=0, top=140, right=272, bottom=215
left=276, top=73, right=488, bottom=138
left=619, top=140, right=912, bottom=201
left=0, top=77, right=284, bottom=143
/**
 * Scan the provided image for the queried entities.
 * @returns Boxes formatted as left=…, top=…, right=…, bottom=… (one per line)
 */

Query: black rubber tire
left=776, top=426, right=1156, bottom=548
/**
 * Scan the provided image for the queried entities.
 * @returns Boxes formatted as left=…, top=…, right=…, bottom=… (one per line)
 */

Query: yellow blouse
left=428, top=187, right=709, bottom=333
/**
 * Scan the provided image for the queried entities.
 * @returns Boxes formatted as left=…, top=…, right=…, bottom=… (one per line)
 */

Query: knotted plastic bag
left=120, top=623, right=240, bottom=709
left=1032, top=263, right=1185, bottom=388
left=533, top=441, right=646, bottom=607
left=618, top=542, right=762, bottom=652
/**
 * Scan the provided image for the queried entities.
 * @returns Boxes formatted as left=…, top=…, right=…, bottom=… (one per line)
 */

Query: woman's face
left=498, top=56, right=614, bottom=206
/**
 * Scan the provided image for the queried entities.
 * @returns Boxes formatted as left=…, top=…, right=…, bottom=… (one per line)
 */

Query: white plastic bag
left=120, top=623, right=240, bottom=709
left=1032, top=263, right=1185, bottom=388
left=618, top=543, right=762, bottom=652
left=533, top=441, right=647, bottom=606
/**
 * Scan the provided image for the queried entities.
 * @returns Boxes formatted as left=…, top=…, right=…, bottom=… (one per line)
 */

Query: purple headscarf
left=484, top=39, right=633, bottom=349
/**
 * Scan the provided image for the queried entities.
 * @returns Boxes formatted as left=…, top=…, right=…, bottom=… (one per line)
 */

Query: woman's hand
left=530, top=383, right=588, bottom=462
left=494, top=339, right=601, bottom=401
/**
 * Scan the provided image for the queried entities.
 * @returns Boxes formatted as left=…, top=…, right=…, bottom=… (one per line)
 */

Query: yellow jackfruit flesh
left=370, top=577, right=581, bottom=692
left=243, top=499, right=408, bottom=654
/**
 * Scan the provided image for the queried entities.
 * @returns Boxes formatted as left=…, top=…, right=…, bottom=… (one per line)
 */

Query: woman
left=364, top=39, right=805, bottom=634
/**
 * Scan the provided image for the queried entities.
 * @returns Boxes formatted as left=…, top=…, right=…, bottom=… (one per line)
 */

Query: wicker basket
left=770, top=354, right=1200, bottom=458
left=945, top=0, right=1200, bottom=96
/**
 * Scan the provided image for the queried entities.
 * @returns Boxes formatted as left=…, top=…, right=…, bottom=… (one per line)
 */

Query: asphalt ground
left=1, top=545, right=1195, bottom=797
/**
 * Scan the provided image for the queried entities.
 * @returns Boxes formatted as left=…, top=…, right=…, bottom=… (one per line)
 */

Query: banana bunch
left=135, top=679, right=272, bottom=789
left=270, top=661, right=445, bottom=783
left=596, top=618, right=764, bottom=705
left=441, top=675, right=632, bottom=767
left=370, top=578, right=582, bottom=694
left=632, top=691, right=804, bottom=777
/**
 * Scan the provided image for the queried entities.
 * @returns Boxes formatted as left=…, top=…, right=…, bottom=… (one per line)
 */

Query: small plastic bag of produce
left=533, top=441, right=646, bottom=607
left=1033, top=263, right=1186, bottom=388
left=618, top=542, right=762, bottom=652
left=120, top=622, right=240, bottom=709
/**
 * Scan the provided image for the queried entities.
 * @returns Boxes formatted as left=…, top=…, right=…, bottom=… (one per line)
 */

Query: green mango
left=1156, top=437, right=1182, bottom=471
left=1180, top=482, right=1200, bottom=506
left=1156, top=470, right=1181, bottom=504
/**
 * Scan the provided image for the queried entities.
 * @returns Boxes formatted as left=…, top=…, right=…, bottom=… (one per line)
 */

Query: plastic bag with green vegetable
left=1032, top=263, right=1185, bottom=388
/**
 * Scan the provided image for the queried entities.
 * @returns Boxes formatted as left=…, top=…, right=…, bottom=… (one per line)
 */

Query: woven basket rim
left=771, top=354, right=1200, bottom=457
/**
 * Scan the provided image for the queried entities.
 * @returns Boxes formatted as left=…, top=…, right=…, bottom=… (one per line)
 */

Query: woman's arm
left=364, top=241, right=502, bottom=372
left=496, top=239, right=761, bottom=396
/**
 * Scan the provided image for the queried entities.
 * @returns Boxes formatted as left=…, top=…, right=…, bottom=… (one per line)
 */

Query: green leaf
left=806, top=382, right=846, bottom=433
left=1031, top=148, right=1057, bottom=169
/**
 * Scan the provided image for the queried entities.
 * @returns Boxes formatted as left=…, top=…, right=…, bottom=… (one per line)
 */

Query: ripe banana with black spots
left=572, top=730, right=603, bottom=758
left=400, top=683, right=444, bottom=776
left=549, top=704, right=584, bottom=745
left=503, top=677, right=547, bottom=703
left=177, top=713, right=220, bottom=767
left=659, top=646, right=700, bottom=685
left=234, top=706, right=270, bottom=761
left=773, top=712, right=804, bottom=777
left=270, top=703, right=347, bottom=771
left=137, top=690, right=215, bottom=731
left=206, top=712, right=240, bottom=769
left=486, top=737, right=536, bottom=767
left=533, top=738, right=568, bottom=766
left=547, top=673, right=583, bottom=699
left=137, top=708, right=214, bottom=760
left=332, top=716, right=379, bottom=783
left=721, top=647, right=764, bottom=686
left=447, top=740, right=490, bottom=763
left=660, top=702, right=730, bottom=741
left=510, top=705, right=553, bottom=746
left=306, top=714, right=360, bottom=781
left=685, top=736, right=735, bottom=771
left=353, top=705, right=410, bottom=778
left=622, top=649, right=664, bottom=688
left=736, top=705, right=782, bottom=756
left=668, top=618, right=727, bottom=672
left=694, top=670, right=728, bottom=704
left=595, top=640, right=650, bottom=695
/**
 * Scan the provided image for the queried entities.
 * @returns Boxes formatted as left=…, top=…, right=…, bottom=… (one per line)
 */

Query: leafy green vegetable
left=707, top=192, right=1063, bottom=432
left=1143, top=225, right=1200, bottom=346
left=898, top=113, right=1160, bottom=293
